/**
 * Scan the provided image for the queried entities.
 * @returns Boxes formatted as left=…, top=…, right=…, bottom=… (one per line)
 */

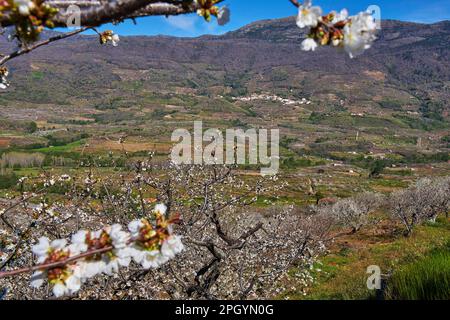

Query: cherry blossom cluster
left=99, top=30, right=120, bottom=47
left=195, top=0, right=230, bottom=26
left=29, top=203, right=184, bottom=297
left=0, top=0, right=58, bottom=42
left=295, top=0, right=377, bottom=58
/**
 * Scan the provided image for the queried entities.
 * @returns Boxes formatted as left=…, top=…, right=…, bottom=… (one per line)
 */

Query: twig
left=0, top=245, right=113, bottom=279
left=0, top=27, right=90, bottom=66
left=0, top=222, right=34, bottom=271
left=0, top=187, right=46, bottom=230
left=289, top=0, right=301, bottom=8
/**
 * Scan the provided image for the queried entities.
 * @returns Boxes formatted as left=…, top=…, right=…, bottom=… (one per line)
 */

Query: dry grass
left=83, top=138, right=172, bottom=153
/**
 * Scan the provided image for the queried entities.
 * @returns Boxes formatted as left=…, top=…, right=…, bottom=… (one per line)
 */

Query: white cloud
left=165, top=15, right=197, bottom=31
left=162, top=14, right=227, bottom=37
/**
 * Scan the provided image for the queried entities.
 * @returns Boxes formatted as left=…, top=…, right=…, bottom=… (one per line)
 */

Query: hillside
left=0, top=18, right=449, bottom=109
left=0, top=18, right=448, bottom=181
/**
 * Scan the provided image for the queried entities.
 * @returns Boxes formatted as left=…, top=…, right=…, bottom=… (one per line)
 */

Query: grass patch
left=385, top=243, right=450, bottom=300
left=33, top=139, right=85, bottom=153
left=369, top=178, right=408, bottom=188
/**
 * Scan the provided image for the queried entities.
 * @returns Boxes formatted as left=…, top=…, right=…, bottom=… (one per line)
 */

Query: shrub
left=378, top=100, right=402, bottom=111
left=150, top=109, right=176, bottom=120
left=368, top=159, right=387, bottom=178
left=442, top=135, right=450, bottom=143
left=0, top=172, right=18, bottom=189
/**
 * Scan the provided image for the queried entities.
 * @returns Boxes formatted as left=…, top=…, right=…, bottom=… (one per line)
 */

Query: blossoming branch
left=0, top=203, right=184, bottom=298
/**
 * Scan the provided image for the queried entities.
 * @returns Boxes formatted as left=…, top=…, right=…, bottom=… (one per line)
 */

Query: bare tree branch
left=0, top=245, right=114, bottom=279
left=0, top=0, right=213, bottom=28
left=289, top=0, right=301, bottom=8
left=0, top=27, right=90, bottom=66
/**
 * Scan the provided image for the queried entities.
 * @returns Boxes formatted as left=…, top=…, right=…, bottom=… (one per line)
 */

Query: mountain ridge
left=34, top=18, right=450, bottom=39
left=0, top=17, right=448, bottom=123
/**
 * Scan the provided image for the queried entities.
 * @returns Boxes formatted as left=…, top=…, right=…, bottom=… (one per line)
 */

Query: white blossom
left=79, top=260, right=106, bottom=279
left=13, top=0, right=35, bottom=16
left=128, top=219, right=144, bottom=238
left=71, top=230, right=89, bottom=253
left=63, top=274, right=82, bottom=294
left=30, top=261, right=83, bottom=297
left=343, top=12, right=377, bottom=58
left=108, top=224, right=129, bottom=248
left=331, top=9, right=349, bottom=23
left=32, top=237, right=55, bottom=263
left=30, top=271, right=45, bottom=289
left=51, top=239, right=67, bottom=250
left=102, top=250, right=131, bottom=275
left=301, top=38, right=318, bottom=52
left=135, top=249, right=165, bottom=270
left=154, top=203, right=167, bottom=215
left=111, top=34, right=120, bottom=47
left=161, top=235, right=184, bottom=260
left=51, top=267, right=83, bottom=297
left=296, top=0, right=322, bottom=28
left=67, top=243, right=83, bottom=257
left=52, top=283, right=66, bottom=297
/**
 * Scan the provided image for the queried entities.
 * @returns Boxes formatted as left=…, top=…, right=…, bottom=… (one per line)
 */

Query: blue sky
left=90, top=0, right=450, bottom=37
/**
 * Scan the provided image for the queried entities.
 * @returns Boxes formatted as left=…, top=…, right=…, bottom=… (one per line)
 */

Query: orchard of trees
left=1, top=154, right=448, bottom=298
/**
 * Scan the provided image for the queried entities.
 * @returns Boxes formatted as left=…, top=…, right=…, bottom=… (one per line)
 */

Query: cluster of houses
left=233, top=93, right=312, bottom=106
